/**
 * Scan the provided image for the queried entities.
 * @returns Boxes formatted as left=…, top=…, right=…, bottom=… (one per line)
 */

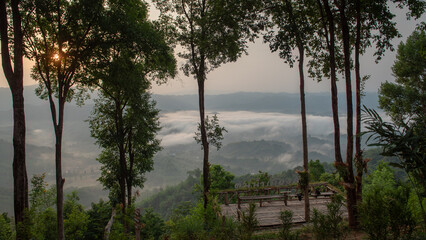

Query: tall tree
left=23, top=0, right=104, bottom=238
left=153, top=0, right=263, bottom=209
left=264, top=0, right=312, bottom=222
left=87, top=0, right=176, bottom=217
left=304, top=0, right=356, bottom=225
left=0, top=1, right=29, bottom=239
left=306, top=0, right=424, bottom=227
left=334, top=0, right=358, bottom=227
left=364, top=29, right=426, bottom=223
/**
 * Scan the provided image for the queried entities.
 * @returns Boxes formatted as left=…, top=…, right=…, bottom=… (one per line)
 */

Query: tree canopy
left=379, top=28, right=426, bottom=126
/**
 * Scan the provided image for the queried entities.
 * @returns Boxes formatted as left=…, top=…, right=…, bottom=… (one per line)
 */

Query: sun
left=52, top=53, right=60, bottom=61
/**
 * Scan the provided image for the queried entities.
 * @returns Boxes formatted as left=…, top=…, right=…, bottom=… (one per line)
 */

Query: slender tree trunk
left=12, top=87, right=29, bottom=239
left=127, top=132, right=134, bottom=208
left=284, top=0, right=310, bottom=222
left=335, top=0, right=357, bottom=228
left=57, top=98, right=66, bottom=240
left=322, top=0, right=343, bottom=165
left=198, top=75, right=210, bottom=210
left=115, top=101, right=127, bottom=214
left=298, top=45, right=310, bottom=222
left=0, top=1, right=29, bottom=239
left=354, top=0, right=363, bottom=206
left=48, top=92, right=66, bottom=240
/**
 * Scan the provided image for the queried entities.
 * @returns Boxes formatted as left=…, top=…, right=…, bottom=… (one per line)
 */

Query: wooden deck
left=221, top=197, right=347, bottom=228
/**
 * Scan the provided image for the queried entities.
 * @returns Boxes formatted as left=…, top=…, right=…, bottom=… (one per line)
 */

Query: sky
left=0, top=3, right=423, bottom=95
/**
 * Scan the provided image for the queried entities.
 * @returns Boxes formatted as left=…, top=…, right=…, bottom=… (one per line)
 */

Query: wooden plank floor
left=221, top=198, right=347, bottom=227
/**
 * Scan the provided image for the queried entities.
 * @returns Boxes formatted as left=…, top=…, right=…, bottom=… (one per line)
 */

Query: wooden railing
left=214, top=182, right=340, bottom=206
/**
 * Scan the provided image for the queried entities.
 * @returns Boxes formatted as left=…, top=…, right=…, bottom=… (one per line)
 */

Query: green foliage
left=363, top=162, right=397, bottom=196
left=319, top=172, right=341, bottom=189
left=152, top=0, right=264, bottom=77
left=408, top=190, right=426, bottom=227
left=210, top=164, right=235, bottom=190
left=370, top=29, right=426, bottom=195
left=108, top=205, right=136, bottom=240
left=278, top=210, right=299, bottom=240
left=85, top=199, right=112, bottom=240
left=167, top=200, right=238, bottom=240
left=28, top=175, right=57, bottom=240
left=109, top=220, right=133, bottom=240
left=360, top=163, right=417, bottom=240
left=140, top=208, right=166, bottom=240
left=168, top=212, right=206, bottom=240
left=244, top=171, right=270, bottom=188
left=364, top=30, right=426, bottom=228
left=170, top=201, right=194, bottom=223
left=379, top=29, right=426, bottom=126
left=239, top=203, right=258, bottom=240
left=30, top=207, right=57, bottom=240
left=195, top=114, right=228, bottom=151
left=23, top=0, right=105, bottom=105
left=363, top=107, right=426, bottom=196
left=86, top=0, right=175, bottom=210
left=264, top=0, right=313, bottom=67
left=64, top=192, right=89, bottom=240
left=29, top=174, right=55, bottom=213
left=139, top=169, right=201, bottom=219
left=0, top=213, right=12, bottom=240
left=309, top=160, right=325, bottom=182
left=90, top=85, right=161, bottom=206
left=311, top=195, right=346, bottom=240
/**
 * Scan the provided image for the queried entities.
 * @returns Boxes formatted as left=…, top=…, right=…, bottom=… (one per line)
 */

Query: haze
left=0, top=4, right=422, bottom=94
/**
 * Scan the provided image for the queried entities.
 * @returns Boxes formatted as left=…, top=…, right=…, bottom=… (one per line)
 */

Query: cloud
left=158, top=110, right=349, bottom=147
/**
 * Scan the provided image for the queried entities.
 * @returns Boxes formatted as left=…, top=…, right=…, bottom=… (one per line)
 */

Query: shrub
left=238, top=203, right=258, bottom=240
left=359, top=189, right=389, bottom=240
left=0, top=213, right=13, bottom=240
left=140, top=208, right=167, bottom=240
left=210, top=216, right=239, bottom=240
left=168, top=199, right=239, bottom=240
left=360, top=163, right=417, bottom=240
left=311, top=194, right=346, bottom=240
left=85, top=199, right=112, bottom=240
left=278, top=210, right=298, bottom=240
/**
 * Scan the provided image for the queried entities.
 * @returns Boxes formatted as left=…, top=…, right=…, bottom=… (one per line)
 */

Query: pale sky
left=0, top=4, right=423, bottom=95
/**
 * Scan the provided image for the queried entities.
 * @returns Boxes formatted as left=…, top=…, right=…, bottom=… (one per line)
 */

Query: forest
left=0, top=0, right=425, bottom=239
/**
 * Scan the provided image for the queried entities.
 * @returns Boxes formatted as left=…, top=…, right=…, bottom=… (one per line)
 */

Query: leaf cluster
left=362, top=107, right=426, bottom=193
left=379, top=29, right=426, bottom=126
left=22, top=0, right=105, bottom=105
left=194, top=114, right=227, bottom=151
left=153, top=0, right=265, bottom=78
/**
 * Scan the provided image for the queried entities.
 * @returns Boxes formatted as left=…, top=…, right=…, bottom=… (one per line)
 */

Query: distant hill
left=0, top=85, right=380, bottom=115
left=153, top=92, right=380, bottom=115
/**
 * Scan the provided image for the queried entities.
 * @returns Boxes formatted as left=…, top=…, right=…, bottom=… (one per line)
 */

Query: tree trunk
left=12, top=86, right=29, bottom=239
left=0, top=1, right=29, bottom=239
left=322, top=0, right=344, bottom=165
left=284, top=0, right=310, bottom=222
left=298, top=46, right=310, bottom=222
left=336, top=0, right=357, bottom=228
left=115, top=100, right=128, bottom=215
left=198, top=75, right=210, bottom=210
left=51, top=96, right=66, bottom=240
left=354, top=0, right=363, bottom=206
left=127, top=132, right=134, bottom=208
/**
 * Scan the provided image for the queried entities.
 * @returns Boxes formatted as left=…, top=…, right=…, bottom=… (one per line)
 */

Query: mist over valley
left=0, top=86, right=380, bottom=213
